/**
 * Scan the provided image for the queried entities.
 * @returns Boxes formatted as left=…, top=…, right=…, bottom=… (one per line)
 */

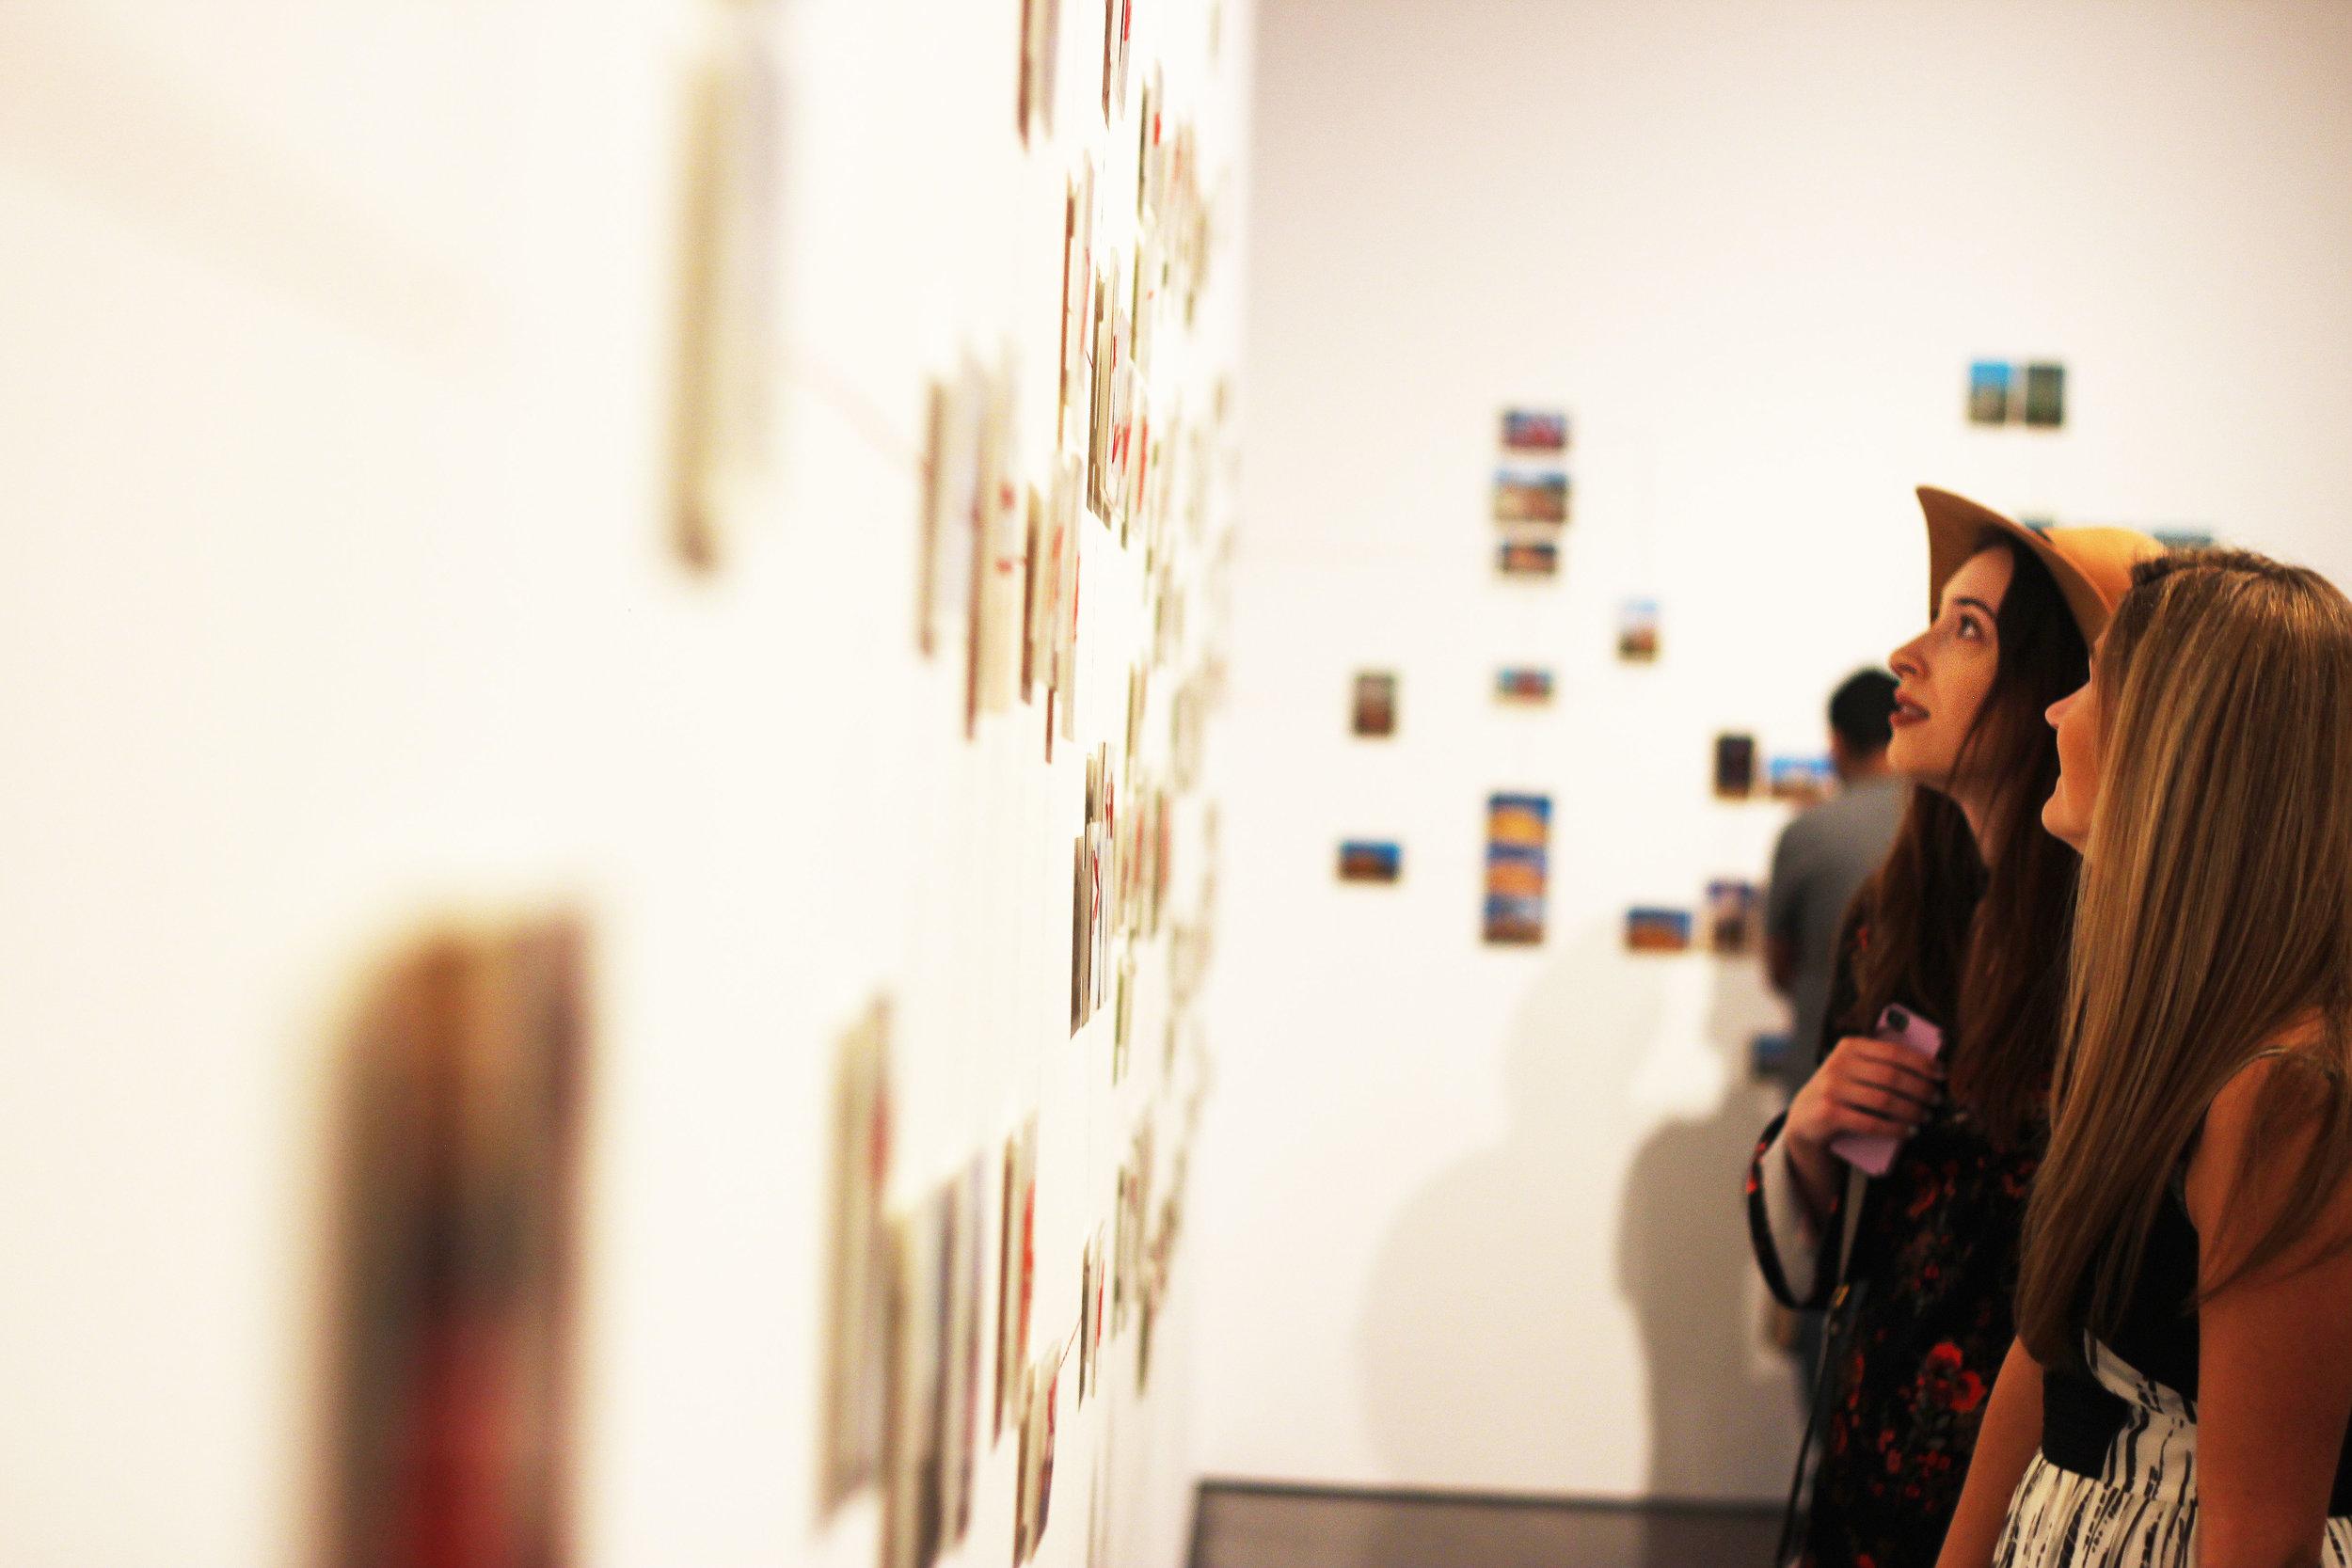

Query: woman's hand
left=1782, top=1036, right=1946, bottom=1217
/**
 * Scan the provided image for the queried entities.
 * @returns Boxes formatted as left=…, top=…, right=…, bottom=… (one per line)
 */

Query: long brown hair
left=1848, top=537, right=2089, bottom=1149
left=2016, top=550, right=2352, bottom=1370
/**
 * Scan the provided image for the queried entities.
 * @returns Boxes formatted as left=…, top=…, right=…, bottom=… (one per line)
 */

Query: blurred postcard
left=1617, top=598, right=1660, bottom=661
left=1769, top=754, right=1835, bottom=803
left=1483, top=793, right=1551, bottom=944
left=1495, top=667, right=1553, bottom=705
left=819, top=998, right=893, bottom=1517
left=1714, top=733, right=1757, bottom=799
left=1627, top=907, right=1693, bottom=953
left=2023, top=361, right=2065, bottom=427
left=1500, top=408, right=1569, bottom=451
left=1968, top=360, right=2011, bottom=424
left=1493, top=467, right=1569, bottom=525
left=1706, top=879, right=1760, bottom=956
left=1338, top=841, right=1402, bottom=883
left=1498, top=539, right=1559, bottom=578
left=1351, top=672, right=1397, bottom=736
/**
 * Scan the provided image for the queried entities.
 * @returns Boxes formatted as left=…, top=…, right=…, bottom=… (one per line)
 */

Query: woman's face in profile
left=2042, top=650, right=2105, bottom=853
left=1885, top=546, right=2014, bottom=794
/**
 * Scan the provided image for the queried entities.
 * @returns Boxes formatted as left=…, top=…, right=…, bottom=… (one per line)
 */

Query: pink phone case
left=1828, top=1004, right=1946, bottom=1177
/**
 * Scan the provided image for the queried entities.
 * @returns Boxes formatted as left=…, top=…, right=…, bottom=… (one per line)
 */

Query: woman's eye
left=1957, top=617, right=1982, bottom=641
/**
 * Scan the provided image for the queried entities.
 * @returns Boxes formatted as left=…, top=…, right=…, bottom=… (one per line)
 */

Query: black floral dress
left=1744, top=923, right=2042, bottom=1568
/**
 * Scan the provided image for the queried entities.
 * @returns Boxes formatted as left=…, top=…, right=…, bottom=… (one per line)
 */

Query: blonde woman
left=1935, top=549, right=2352, bottom=1568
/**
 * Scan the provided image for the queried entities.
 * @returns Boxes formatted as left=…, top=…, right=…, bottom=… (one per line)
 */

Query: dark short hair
left=1829, top=669, right=1899, bottom=754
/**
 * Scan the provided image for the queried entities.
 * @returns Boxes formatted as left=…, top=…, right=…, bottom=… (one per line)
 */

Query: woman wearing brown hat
left=1745, top=489, right=2159, bottom=1568
left=1933, top=550, right=2352, bottom=1568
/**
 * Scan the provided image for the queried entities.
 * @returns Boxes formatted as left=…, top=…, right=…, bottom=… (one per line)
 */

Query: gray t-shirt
left=1764, top=774, right=1908, bottom=1098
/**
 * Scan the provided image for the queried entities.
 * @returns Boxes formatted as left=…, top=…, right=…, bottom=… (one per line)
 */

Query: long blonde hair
left=2017, top=549, right=2352, bottom=1370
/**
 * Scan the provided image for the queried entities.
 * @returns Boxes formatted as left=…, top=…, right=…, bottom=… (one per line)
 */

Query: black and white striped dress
left=1993, top=1336, right=2352, bottom=1566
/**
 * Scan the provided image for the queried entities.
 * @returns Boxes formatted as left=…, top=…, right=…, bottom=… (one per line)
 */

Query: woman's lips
left=1891, top=696, right=1930, bottom=727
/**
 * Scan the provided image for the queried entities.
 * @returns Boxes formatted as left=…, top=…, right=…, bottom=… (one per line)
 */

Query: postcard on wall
left=2153, top=528, right=2217, bottom=550
left=1057, top=164, right=1095, bottom=447
left=1483, top=792, right=1551, bottom=944
left=2023, top=361, right=2065, bottom=427
left=1493, top=467, right=1570, bottom=526
left=937, top=1159, right=987, bottom=1547
left=1497, top=539, right=1559, bottom=578
left=1101, top=0, right=1133, bottom=119
left=668, top=3, right=783, bottom=572
left=1089, top=1228, right=1107, bottom=1387
left=1019, top=0, right=1062, bottom=142
left=323, top=918, right=590, bottom=1568
left=1627, top=907, right=1694, bottom=953
left=1136, top=64, right=1167, bottom=223
left=1769, top=754, right=1835, bottom=804
left=1706, top=879, right=1760, bottom=956
left=1077, top=1233, right=1103, bottom=1403
left=972, top=356, right=1027, bottom=726
left=1500, top=407, right=1569, bottom=451
left=1338, top=840, right=1402, bottom=883
left=993, top=1120, right=1038, bottom=1444
left=818, top=998, right=894, bottom=1517
left=917, top=363, right=985, bottom=664
left=1495, top=667, right=1553, bottom=705
left=1714, top=733, right=1758, bottom=800
left=1351, top=671, right=1397, bottom=736
left=1617, top=599, right=1661, bottom=662
left=1968, top=360, right=2011, bottom=424
left=880, top=1196, right=946, bottom=1568
left=1070, top=832, right=1089, bottom=1031
left=1019, top=485, right=1044, bottom=703
left=1014, top=1354, right=1064, bottom=1563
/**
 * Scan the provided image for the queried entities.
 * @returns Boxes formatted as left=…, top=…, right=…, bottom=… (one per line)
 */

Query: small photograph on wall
left=994, top=1120, right=1038, bottom=1443
left=1706, top=879, right=1761, bottom=956
left=1019, top=0, right=1062, bottom=141
left=2153, top=528, right=2218, bottom=550
left=1500, top=408, right=1569, bottom=451
left=323, top=918, right=590, bottom=1568
left=1483, top=793, right=1551, bottom=944
left=1495, top=667, right=1553, bottom=705
left=2023, top=362, right=2066, bottom=427
left=1498, top=539, right=1559, bottom=578
left=879, top=1196, right=946, bottom=1568
left=1338, top=841, right=1402, bottom=883
left=1617, top=598, right=1661, bottom=662
left=1493, top=467, right=1570, bottom=525
left=1770, top=754, right=1835, bottom=804
left=819, top=998, right=894, bottom=1517
left=1627, top=907, right=1694, bottom=953
left=1014, top=1354, right=1062, bottom=1563
left=1351, top=671, right=1397, bottom=736
left=1714, top=733, right=1758, bottom=799
left=1968, top=361, right=2011, bottom=424
left=937, top=1159, right=987, bottom=1548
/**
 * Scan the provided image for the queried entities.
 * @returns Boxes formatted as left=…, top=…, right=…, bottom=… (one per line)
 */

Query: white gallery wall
left=1197, top=0, right=2352, bottom=1503
left=0, top=3, right=1249, bottom=1568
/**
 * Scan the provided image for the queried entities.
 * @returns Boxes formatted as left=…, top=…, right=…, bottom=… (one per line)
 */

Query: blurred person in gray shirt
left=1762, top=668, right=1906, bottom=1402
left=1765, top=671, right=1906, bottom=1101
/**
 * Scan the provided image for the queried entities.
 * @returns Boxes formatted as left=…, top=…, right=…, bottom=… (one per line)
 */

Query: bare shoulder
left=2185, top=1030, right=2352, bottom=1278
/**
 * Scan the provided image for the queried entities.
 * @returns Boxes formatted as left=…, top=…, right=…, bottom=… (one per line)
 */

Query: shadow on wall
left=1353, top=919, right=1799, bottom=1520
left=1614, top=939, right=1799, bottom=1508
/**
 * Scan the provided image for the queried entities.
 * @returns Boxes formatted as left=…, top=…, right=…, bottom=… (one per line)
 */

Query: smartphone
left=1828, top=1004, right=1946, bottom=1177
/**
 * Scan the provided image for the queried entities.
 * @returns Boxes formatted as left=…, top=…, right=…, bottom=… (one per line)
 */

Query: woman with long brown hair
left=1745, top=489, right=2158, bottom=1568
left=1935, top=550, right=2352, bottom=1568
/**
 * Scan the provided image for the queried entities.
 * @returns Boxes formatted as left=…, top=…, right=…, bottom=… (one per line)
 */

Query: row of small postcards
left=1336, top=728, right=1827, bottom=950
left=819, top=997, right=1209, bottom=1568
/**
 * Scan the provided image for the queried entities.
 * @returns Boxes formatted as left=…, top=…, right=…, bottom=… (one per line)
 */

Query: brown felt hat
left=1918, top=486, right=2164, bottom=644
